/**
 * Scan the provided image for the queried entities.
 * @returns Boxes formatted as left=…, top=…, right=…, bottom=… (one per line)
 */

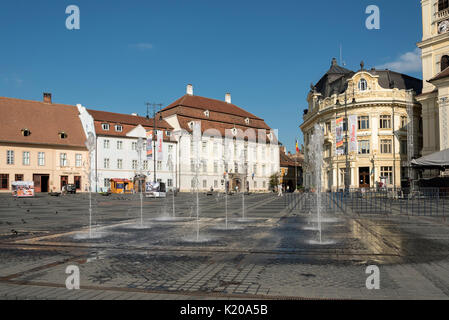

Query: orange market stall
left=109, top=179, right=134, bottom=194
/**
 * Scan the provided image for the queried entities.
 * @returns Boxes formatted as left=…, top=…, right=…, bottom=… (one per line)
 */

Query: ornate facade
left=300, top=59, right=422, bottom=191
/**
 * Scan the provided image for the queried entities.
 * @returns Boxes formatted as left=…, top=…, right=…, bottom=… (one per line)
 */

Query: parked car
left=65, top=184, right=77, bottom=194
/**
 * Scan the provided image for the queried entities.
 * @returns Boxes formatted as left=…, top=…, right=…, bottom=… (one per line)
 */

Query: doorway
left=74, top=176, right=81, bottom=190
left=33, top=174, right=50, bottom=193
left=359, top=167, right=370, bottom=189
left=60, top=176, right=68, bottom=190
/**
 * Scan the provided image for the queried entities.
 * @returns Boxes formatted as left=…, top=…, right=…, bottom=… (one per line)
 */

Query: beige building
left=417, top=0, right=449, bottom=168
left=0, top=94, right=89, bottom=193
left=300, top=59, right=422, bottom=191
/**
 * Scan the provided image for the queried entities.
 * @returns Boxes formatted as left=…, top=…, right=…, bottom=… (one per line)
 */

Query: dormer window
left=245, top=118, right=250, bottom=125
left=358, top=79, right=368, bottom=91
left=188, top=122, right=194, bottom=130
left=204, top=110, right=210, bottom=117
left=166, top=131, right=171, bottom=137
left=115, top=124, right=123, bottom=132
left=102, top=123, right=110, bottom=131
left=21, top=129, right=31, bottom=137
left=59, top=132, right=68, bottom=139
left=231, top=128, right=237, bottom=136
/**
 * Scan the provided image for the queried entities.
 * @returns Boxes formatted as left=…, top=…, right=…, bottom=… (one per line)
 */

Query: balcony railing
left=435, top=8, right=449, bottom=22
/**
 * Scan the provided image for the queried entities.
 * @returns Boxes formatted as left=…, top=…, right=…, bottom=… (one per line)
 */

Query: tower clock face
left=439, top=20, right=449, bottom=34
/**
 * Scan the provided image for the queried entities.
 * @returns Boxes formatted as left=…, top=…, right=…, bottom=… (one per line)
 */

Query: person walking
left=278, top=184, right=283, bottom=197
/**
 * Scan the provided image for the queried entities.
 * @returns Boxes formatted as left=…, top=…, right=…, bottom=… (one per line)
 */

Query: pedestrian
left=278, top=184, right=283, bottom=197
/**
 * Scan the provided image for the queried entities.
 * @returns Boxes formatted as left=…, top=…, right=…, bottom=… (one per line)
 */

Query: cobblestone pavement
left=1, top=193, right=449, bottom=300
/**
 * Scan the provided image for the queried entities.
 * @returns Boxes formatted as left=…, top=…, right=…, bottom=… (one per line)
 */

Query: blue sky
left=0, top=0, right=422, bottom=153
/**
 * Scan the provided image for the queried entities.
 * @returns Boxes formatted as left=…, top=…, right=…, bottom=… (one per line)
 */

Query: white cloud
left=129, top=43, right=153, bottom=50
left=376, top=48, right=422, bottom=73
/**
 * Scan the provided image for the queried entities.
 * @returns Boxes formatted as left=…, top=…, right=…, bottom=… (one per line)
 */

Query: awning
left=411, top=149, right=449, bottom=168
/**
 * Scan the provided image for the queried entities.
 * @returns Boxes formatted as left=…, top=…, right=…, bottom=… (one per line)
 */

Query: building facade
left=160, top=85, right=280, bottom=192
left=81, top=109, right=177, bottom=192
left=300, top=59, right=423, bottom=191
left=0, top=94, right=89, bottom=193
left=279, top=147, right=303, bottom=192
left=417, top=0, right=449, bottom=175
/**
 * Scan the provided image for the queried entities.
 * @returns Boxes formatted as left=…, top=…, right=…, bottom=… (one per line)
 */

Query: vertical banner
left=146, top=130, right=153, bottom=160
left=156, top=130, right=164, bottom=161
left=349, top=115, right=358, bottom=153
left=335, top=117, right=344, bottom=155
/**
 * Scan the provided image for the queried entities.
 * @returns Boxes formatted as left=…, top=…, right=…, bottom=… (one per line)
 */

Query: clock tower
left=417, top=0, right=449, bottom=156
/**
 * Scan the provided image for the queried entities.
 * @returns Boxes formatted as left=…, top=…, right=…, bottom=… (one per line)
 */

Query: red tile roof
left=429, top=66, right=449, bottom=82
left=162, top=94, right=263, bottom=120
left=0, top=97, right=87, bottom=148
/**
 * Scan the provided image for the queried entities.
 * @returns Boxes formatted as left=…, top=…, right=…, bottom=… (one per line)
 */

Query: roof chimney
left=131, top=113, right=138, bottom=116
left=43, top=93, right=52, bottom=104
left=186, top=84, right=193, bottom=96
left=225, top=93, right=231, bottom=104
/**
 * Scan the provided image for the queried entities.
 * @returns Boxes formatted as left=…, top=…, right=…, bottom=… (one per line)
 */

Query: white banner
left=349, top=115, right=358, bottom=153
left=156, top=130, right=164, bottom=161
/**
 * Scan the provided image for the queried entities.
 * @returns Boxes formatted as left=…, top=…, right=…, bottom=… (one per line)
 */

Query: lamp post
left=344, top=91, right=350, bottom=192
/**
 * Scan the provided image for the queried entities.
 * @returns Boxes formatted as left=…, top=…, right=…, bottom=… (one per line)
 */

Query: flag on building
left=296, top=140, right=300, bottom=153
left=156, top=130, right=164, bottom=161
left=146, top=130, right=153, bottom=160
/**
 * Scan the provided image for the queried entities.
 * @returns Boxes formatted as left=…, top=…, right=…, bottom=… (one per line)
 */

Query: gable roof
left=0, top=97, right=87, bottom=148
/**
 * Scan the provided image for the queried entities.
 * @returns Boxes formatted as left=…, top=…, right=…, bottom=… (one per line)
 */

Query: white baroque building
left=160, top=85, right=280, bottom=192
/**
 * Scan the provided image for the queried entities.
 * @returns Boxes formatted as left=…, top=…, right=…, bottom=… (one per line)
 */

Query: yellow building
left=417, top=0, right=449, bottom=175
left=300, top=59, right=423, bottom=191
left=0, top=94, right=89, bottom=193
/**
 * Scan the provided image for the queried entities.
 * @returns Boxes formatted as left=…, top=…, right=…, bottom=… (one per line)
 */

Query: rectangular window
left=23, top=151, right=30, bottom=166
left=132, top=142, right=137, bottom=150
left=157, top=161, right=162, bottom=171
left=214, top=162, right=218, bottom=173
left=203, top=180, right=207, bottom=188
left=253, top=164, right=258, bottom=176
left=202, top=141, right=207, bottom=154
left=117, top=141, right=123, bottom=150
left=400, top=140, right=408, bottom=155
left=167, top=179, right=173, bottom=187
left=115, top=125, right=123, bottom=132
left=381, top=166, right=393, bottom=185
left=143, top=160, right=148, bottom=170
left=0, top=174, right=9, bottom=189
left=60, top=153, right=67, bottom=167
left=132, top=160, right=138, bottom=170
left=117, top=159, right=123, bottom=169
left=38, top=152, right=45, bottom=166
left=401, top=116, right=408, bottom=129
left=102, top=123, right=110, bottom=131
left=234, top=162, right=239, bottom=173
left=380, top=139, right=392, bottom=154
left=358, top=140, right=370, bottom=155
left=104, top=140, right=110, bottom=149
left=75, top=154, right=82, bottom=167
left=104, top=178, right=110, bottom=188
left=15, top=174, right=24, bottom=182
left=358, top=116, right=370, bottom=130
left=380, top=115, right=392, bottom=129
left=7, top=150, right=14, bottom=165
left=168, top=145, right=174, bottom=154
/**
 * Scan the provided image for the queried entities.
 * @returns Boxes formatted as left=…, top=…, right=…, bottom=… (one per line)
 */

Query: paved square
left=1, top=192, right=449, bottom=300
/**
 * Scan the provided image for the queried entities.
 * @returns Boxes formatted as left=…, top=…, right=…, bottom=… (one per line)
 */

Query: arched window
left=439, top=0, right=449, bottom=11
left=358, top=79, right=368, bottom=91
left=441, top=55, right=449, bottom=71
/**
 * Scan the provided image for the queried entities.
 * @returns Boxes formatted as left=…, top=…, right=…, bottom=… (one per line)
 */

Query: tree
left=269, top=173, right=280, bottom=191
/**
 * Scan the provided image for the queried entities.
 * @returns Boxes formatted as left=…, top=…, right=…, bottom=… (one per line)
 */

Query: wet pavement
left=1, top=192, right=449, bottom=300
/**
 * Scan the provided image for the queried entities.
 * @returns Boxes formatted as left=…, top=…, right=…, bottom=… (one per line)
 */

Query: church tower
left=417, top=0, right=449, bottom=155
